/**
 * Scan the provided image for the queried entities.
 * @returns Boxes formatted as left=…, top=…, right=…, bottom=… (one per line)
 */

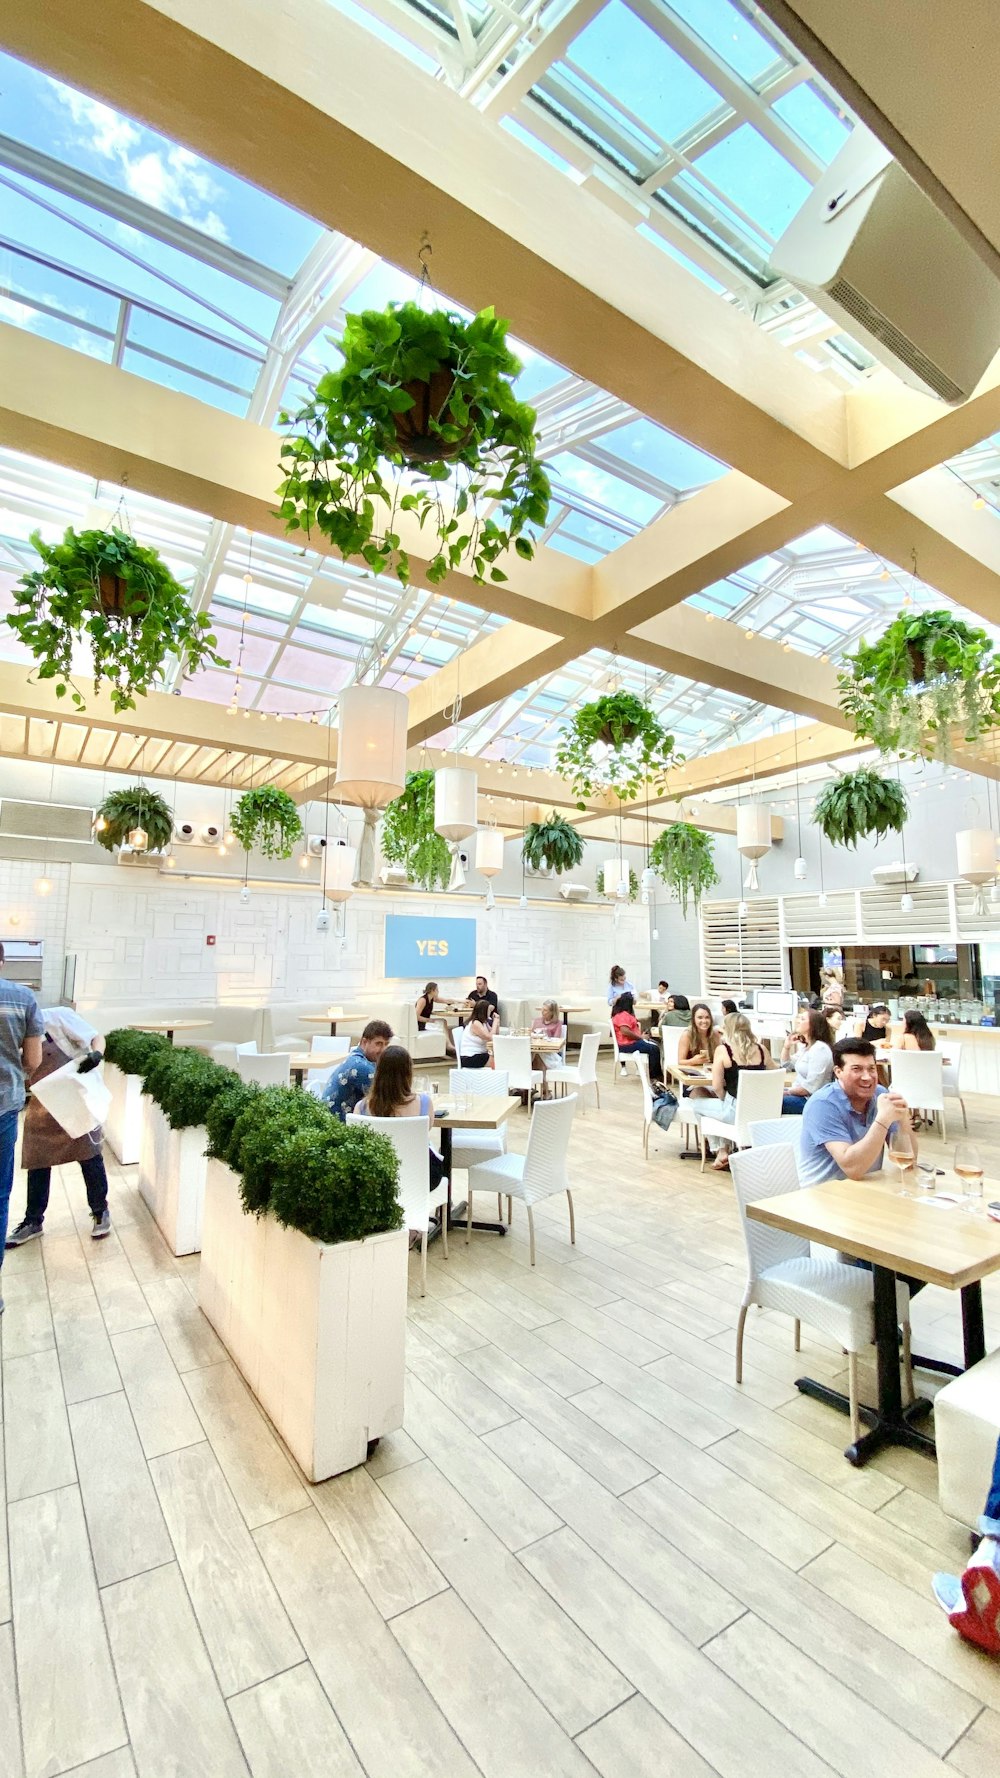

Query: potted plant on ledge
left=7, top=525, right=226, bottom=711
left=276, top=302, right=551, bottom=588
left=521, top=813, right=584, bottom=875
left=649, top=822, right=720, bottom=916
left=838, top=609, right=1000, bottom=759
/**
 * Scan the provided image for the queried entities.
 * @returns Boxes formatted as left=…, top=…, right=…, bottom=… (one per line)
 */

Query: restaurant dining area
left=4, top=2, right=1000, bottom=1774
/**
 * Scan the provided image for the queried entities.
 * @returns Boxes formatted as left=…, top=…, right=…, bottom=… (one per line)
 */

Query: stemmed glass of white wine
left=887, top=1129, right=916, bottom=1195
left=954, top=1142, right=984, bottom=1212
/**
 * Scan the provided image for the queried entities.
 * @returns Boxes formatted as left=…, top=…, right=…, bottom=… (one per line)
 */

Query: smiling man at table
left=799, top=1036, right=916, bottom=1186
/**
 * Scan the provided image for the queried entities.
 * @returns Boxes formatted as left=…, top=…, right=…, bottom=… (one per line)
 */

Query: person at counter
left=799, top=1037, right=916, bottom=1186
left=855, top=1003, right=891, bottom=1044
left=897, top=1009, right=936, bottom=1051
left=779, top=1009, right=834, bottom=1114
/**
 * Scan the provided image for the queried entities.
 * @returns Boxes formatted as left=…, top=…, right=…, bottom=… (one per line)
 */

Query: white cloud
left=52, top=84, right=230, bottom=242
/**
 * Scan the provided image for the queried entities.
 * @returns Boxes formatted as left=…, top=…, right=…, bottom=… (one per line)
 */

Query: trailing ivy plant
left=7, top=526, right=226, bottom=712
left=231, top=786, right=304, bottom=860
left=556, top=691, right=680, bottom=808
left=94, top=785, right=174, bottom=853
left=522, top=813, right=584, bottom=875
left=276, top=302, right=551, bottom=589
left=838, top=609, right=1000, bottom=759
left=597, top=863, right=639, bottom=902
left=813, top=768, right=909, bottom=849
left=380, top=769, right=451, bottom=890
left=649, top=823, right=720, bottom=917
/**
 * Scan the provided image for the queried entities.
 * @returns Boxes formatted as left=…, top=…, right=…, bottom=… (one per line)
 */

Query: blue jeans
left=983, top=1435, right=1000, bottom=1534
left=0, top=1106, right=20, bottom=1268
left=781, top=1092, right=807, bottom=1115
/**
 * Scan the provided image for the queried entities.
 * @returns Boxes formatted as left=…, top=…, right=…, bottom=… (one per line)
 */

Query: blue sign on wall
left=384, top=915, right=477, bottom=980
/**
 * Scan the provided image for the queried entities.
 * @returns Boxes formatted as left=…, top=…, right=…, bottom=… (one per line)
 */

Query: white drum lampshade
left=322, top=842, right=357, bottom=904
left=435, top=767, right=478, bottom=890
left=736, top=803, right=772, bottom=891
left=475, top=826, right=504, bottom=908
left=957, top=827, right=998, bottom=913
left=334, top=687, right=408, bottom=809
left=603, top=855, right=628, bottom=897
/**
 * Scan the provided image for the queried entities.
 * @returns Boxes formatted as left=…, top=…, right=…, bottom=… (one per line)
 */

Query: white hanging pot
left=322, top=842, right=357, bottom=904
left=640, top=865, right=656, bottom=896
left=957, top=827, right=998, bottom=915
left=736, top=804, right=771, bottom=892
left=334, top=687, right=408, bottom=809
left=475, top=826, right=504, bottom=909
left=435, top=767, right=478, bottom=891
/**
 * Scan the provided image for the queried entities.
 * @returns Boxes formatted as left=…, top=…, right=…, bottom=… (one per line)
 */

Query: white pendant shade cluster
left=475, top=825, right=504, bottom=908
left=957, top=827, right=998, bottom=915
left=736, top=803, right=771, bottom=892
left=434, top=766, right=478, bottom=890
left=334, top=686, right=408, bottom=886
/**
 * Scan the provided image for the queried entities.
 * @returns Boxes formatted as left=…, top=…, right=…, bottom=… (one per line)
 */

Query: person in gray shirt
left=0, top=944, right=44, bottom=1310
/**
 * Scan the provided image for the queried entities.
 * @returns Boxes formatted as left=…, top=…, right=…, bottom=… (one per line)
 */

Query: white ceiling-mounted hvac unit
left=771, top=123, right=1000, bottom=403
left=0, top=799, right=95, bottom=844
left=379, top=864, right=410, bottom=888
left=871, top=862, right=919, bottom=886
left=558, top=883, right=591, bottom=902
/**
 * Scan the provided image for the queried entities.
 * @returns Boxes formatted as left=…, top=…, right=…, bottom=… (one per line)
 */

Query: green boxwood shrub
left=204, top=1079, right=260, bottom=1164
left=227, top=1087, right=333, bottom=1218
left=270, top=1123, right=403, bottom=1244
left=103, top=1027, right=171, bottom=1075
left=139, top=1045, right=241, bottom=1131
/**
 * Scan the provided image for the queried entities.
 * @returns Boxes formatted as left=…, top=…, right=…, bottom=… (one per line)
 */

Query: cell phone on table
left=988, top=1201, right=1000, bottom=1221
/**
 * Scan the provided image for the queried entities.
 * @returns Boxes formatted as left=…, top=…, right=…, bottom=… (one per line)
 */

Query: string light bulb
left=35, top=877, right=52, bottom=897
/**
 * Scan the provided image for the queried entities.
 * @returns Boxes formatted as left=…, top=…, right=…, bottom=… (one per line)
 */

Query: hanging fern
left=231, top=786, right=304, bottom=860
left=380, top=770, right=451, bottom=890
left=521, top=813, right=584, bottom=875
left=649, top=822, right=719, bottom=917
left=94, top=785, right=174, bottom=852
left=813, top=768, right=908, bottom=849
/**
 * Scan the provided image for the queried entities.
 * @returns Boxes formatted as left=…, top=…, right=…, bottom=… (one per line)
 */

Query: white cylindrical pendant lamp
left=603, top=855, right=628, bottom=896
left=434, top=767, right=478, bottom=841
left=323, top=842, right=357, bottom=903
left=957, top=827, right=998, bottom=914
left=334, top=687, right=408, bottom=809
left=736, top=803, right=772, bottom=891
left=640, top=865, right=656, bottom=895
left=475, top=827, right=504, bottom=878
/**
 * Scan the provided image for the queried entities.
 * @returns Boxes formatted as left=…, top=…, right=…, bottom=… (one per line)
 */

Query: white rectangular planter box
left=104, top=1061, right=144, bottom=1166
left=138, top=1098, right=208, bottom=1257
left=199, top=1159, right=407, bottom=1481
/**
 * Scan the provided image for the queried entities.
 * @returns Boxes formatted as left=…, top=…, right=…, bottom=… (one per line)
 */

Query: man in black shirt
left=468, top=974, right=499, bottom=1016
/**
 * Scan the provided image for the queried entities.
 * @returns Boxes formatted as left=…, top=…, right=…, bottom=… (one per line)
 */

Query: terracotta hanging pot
left=97, top=572, right=130, bottom=616
left=906, top=640, right=927, bottom=683
left=391, top=368, right=474, bottom=463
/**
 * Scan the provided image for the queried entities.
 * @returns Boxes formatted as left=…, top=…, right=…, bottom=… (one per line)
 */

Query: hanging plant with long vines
left=555, top=691, right=680, bottom=810
left=838, top=609, right=1000, bottom=760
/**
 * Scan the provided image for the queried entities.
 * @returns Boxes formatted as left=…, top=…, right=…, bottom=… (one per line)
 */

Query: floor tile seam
left=939, top=1703, right=988, bottom=1763
left=3, top=1594, right=29, bottom=1778
left=70, top=1380, right=175, bottom=1590
left=373, top=1439, right=567, bottom=1570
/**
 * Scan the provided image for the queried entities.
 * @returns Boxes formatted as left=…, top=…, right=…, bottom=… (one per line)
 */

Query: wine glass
left=887, top=1132, right=916, bottom=1195
left=954, top=1142, right=984, bottom=1212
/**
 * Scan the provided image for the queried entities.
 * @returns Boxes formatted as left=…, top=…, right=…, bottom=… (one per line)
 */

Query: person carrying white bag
left=6, top=1008, right=113, bottom=1248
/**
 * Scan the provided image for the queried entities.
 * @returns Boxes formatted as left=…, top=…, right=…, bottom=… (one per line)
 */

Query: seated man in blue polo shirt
left=800, top=1035, right=916, bottom=1186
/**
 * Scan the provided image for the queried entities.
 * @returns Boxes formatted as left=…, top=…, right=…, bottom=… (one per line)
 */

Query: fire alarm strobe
left=206, top=934, right=216, bottom=946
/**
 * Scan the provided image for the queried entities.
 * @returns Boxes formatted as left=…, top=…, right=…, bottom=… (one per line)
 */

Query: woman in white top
left=607, top=964, right=637, bottom=1006
left=780, top=1008, right=834, bottom=1114
left=459, top=997, right=499, bottom=1069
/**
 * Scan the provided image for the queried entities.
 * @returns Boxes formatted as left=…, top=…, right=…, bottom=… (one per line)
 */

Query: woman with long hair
left=677, top=1002, right=721, bottom=1101
left=606, top=963, right=637, bottom=1006
left=611, top=992, right=664, bottom=1083
left=356, top=1044, right=444, bottom=1186
left=780, top=1008, right=834, bottom=1114
left=459, top=998, right=499, bottom=1069
left=415, top=981, right=438, bottom=1032
left=900, top=1009, right=936, bottom=1051
left=693, top=1011, right=774, bottom=1170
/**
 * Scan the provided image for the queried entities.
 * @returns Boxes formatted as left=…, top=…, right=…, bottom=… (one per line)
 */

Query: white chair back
left=749, top=1116, right=801, bottom=1153
left=660, top=1026, right=683, bottom=1070
left=635, top=1052, right=656, bottom=1127
left=492, top=1035, right=536, bottom=1092
left=730, top=1145, right=809, bottom=1280
left=520, top=1093, right=577, bottom=1204
left=728, top=1069, right=785, bottom=1143
left=576, top=1031, right=601, bottom=1087
left=235, top=1040, right=259, bottom=1056
left=236, top=1051, right=291, bottom=1086
left=886, top=1048, right=945, bottom=1112
left=448, top=1068, right=509, bottom=1098
left=942, top=1042, right=963, bottom=1095
left=349, top=1111, right=439, bottom=1232
left=311, top=1034, right=350, bottom=1059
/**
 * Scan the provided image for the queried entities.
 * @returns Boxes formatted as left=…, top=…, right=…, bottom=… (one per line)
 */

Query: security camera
left=200, top=824, right=221, bottom=844
left=459, top=849, right=469, bottom=867
left=307, top=835, right=328, bottom=856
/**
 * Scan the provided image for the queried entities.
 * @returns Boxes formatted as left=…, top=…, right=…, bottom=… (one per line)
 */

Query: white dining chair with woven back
left=886, top=1049, right=947, bottom=1139
left=348, top=1111, right=448, bottom=1295
left=448, top=1067, right=511, bottom=1224
left=941, top=1042, right=968, bottom=1131
left=466, top=1092, right=577, bottom=1264
left=697, top=1069, right=784, bottom=1170
left=492, top=1034, right=542, bottom=1101
left=235, top=1051, right=291, bottom=1087
left=547, top=1031, right=601, bottom=1112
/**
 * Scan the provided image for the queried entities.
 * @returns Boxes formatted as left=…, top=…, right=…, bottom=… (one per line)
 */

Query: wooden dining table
left=432, top=1093, right=519, bottom=1236
left=298, top=1010, right=365, bottom=1036
left=287, top=1053, right=339, bottom=1089
left=748, top=1176, right=1000, bottom=1467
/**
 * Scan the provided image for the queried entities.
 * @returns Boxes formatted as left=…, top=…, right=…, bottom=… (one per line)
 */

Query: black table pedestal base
left=794, top=1376, right=936, bottom=1466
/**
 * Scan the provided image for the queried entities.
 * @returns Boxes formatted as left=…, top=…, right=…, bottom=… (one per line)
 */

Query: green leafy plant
left=103, top=1027, right=171, bottom=1074
left=94, top=785, right=174, bottom=853
left=228, top=1087, right=333, bottom=1217
left=596, top=863, right=639, bottom=902
left=205, top=1079, right=260, bottom=1164
left=139, top=1045, right=241, bottom=1131
left=838, top=609, right=1000, bottom=759
left=380, top=770, right=450, bottom=890
left=276, top=302, right=550, bottom=588
left=231, top=786, right=304, bottom=860
left=270, top=1122, right=403, bottom=1244
left=521, top=813, right=584, bottom=875
left=649, top=823, right=720, bottom=916
left=7, top=525, right=226, bottom=712
left=556, top=692, right=680, bottom=807
left=813, top=768, right=909, bottom=849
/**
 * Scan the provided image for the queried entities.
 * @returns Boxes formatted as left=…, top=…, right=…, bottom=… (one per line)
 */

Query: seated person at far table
left=779, top=1008, right=834, bottom=1115
left=467, top=974, right=499, bottom=1017
left=855, top=1002, right=891, bottom=1044
left=415, top=981, right=439, bottom=1032
left=322, top=1020, right=393, bottom=1121
left=355, top=1045, right=444, bottom=1187
left=659, top=992, right=691, bottom=1028
left=530, top=1000, right=564, bottom=1095
left=677, top=1002, right=722, bottom=1100
left=459, top=999, right=499, bottom=1069
left=611, top=993, right=664, bottom=1084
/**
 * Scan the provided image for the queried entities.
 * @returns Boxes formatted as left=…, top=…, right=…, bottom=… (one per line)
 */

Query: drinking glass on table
left=954, top=1141, right=985, bottom=1212
left=887, top=1125, right=917, bottom=1195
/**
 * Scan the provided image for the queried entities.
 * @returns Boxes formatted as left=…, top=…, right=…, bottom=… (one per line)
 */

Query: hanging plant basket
left=813, top=768, right=909, bottom=849
left=231, top=787, right=304, bottom=861
left=555, top=691, right=680, bottom=809
left=838, top=609, right=1000, bottom=759
left=94, top=785, right=174, bottom=853
left=276, top=302, right=551, bottom=589
left=380, top=770, right=451, bottom=891
left=521, top=814, right=584, bottom=875
left=649, top=822, right=719, bottom=917
left=7, top=526, right=227, bottom=713
left=597, top=863, right=639, bottom=902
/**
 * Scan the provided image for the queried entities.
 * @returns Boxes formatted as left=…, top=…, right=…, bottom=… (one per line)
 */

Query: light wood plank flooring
left=2, top=1062, right=999, bottom=1778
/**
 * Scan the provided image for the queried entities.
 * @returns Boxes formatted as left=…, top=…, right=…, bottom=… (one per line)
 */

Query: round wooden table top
left=129, top=1020, right=213, bottom=1032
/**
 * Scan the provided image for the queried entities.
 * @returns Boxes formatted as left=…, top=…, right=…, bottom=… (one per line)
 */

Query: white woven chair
left=730, top=1144, right=913, bottom=1440
left=548, top=1031, right=601, bottom=1112
left=749, top=1116, right=803, bottom=1152
left=660, top=1026, right=684, bottom=1075
left=697, top=1069, right=785, bottom=1169
left=348, top=1111, right=448, bottom=1295
left=447, top=1066, right=510, bottom=1162
left=635, top=1052, right=658, bottom=1158
left=886, top=1049, right=947, bottom=1139
left=492, top=1035, right=542, bottom=1100
left=941, top=1042, right=968, bottom=1131
left=235, top=1051, right=291, bottom=1087
left=467, top=1093, right=577, bottom=1264
left=610, top=1022, right=641, bottom=1083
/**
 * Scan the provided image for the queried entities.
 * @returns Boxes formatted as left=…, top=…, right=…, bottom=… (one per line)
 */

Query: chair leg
left=793, top=1318, right=801, bottom=1352
left=643, top=1120, right=649, bottom=1158
left=420, top=1231, right=428, bottom=1298
left=901, top=1319, right=914, bottom=1406
left=848, top=1350, right=861, bottom=1444
left=440, top=1204, right=448, bottom=1260
left=699, top=1130, right=707, bottom=1172
left=960, top=1095, right=968, bottom=1130
left=506, top=1194, right=512, bottom=1226
left=566, top=1189, right=575, bottom=1247
left=466, top=1191, right=473, bottom=1246
left=735, top=1295, right=750, bottom=1384
left=526, top=1204, right=536, bottom=1267
left=497, top=1193, right=503, bottom=1221
left=940, top=1106, right=946, bottom=1142
left=594, top=1082, right=600, bottom=1110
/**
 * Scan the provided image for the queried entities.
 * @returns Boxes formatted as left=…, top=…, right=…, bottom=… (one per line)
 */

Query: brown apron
left=21, top=1038, right=102, bottom=1170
